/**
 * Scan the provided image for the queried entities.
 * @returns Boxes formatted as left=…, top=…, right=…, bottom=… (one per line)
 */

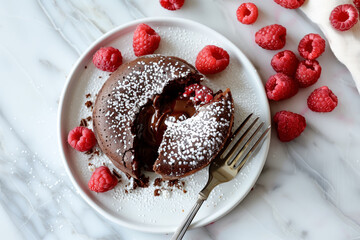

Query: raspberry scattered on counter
left=160, top=0, right=185, bottom=11
left=307, top=86, right=338, bottom=112
left=295, top=60, right=322, bottom=88
left=354, top=0, right=360, bottom=10
left=330, top=4, right=359, bottom=31
left=236, top=3, right=258, bottom=25
left=273, top=0, right=305, bottom=9
left=273, top=111, right=306, bottom=142
left=266, top=73, right=299, bottom=101
left=298, top=33, right=326, bottom=60
left=271, top=50, right=299, bottom=76
left=255, top=24, right=287, bottom=50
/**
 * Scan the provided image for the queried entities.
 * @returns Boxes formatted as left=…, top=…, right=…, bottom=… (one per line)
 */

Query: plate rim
left=57, top=16, right=271, bottom=233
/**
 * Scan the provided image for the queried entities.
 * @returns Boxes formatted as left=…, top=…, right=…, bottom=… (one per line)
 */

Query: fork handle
left=170, top=196, right=206, bottom=240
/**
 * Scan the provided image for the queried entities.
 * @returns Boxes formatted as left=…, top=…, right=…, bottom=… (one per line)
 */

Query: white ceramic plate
left=58, top=17, right=271, bottom=233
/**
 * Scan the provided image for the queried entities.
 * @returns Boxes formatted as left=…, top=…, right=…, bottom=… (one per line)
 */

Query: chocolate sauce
left=135, top=93, right=196, bottom=170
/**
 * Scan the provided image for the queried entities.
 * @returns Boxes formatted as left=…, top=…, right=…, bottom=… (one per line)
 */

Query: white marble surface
left=1, top=0, right=360, bottom=239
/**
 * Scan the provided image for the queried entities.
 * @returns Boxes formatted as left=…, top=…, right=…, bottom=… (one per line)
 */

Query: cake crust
left=93, top=56, right=201, bottom=178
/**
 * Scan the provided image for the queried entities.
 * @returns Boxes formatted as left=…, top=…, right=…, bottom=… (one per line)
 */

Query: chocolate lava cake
left=93, top=55, right=234, bottom=180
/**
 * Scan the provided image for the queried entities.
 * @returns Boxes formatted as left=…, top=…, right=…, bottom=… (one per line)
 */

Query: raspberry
left=68, top=126, right=97, bottom=152
left=273, top=0, right=305, bottom=9
left=271, top=50, right=299, bottom=76
left=273, top=111, right=306, bottom=142
left=236, top=3, right=258, bottom=25
left=88, top=166, right=118, bottom=193
left=307, top=86, right=338, bottom=112
left=160, top=0, right=185, bottom=10
left=92, top=47, right=122, bottom=72
left=295, top=60, right=322, bottom=88
left=255, top=24, right=287, bottom=50
left=330, top=4, right=359, bottom=31
left=298, top=34, right=326, bottom=60
left=183, top=84, right=213, bottom=104
left=133, top=24, right=161, bottom=57
left=354, top=0, right=360, bottom=9
left=195, top=45, right=230, bottom=74
left=265, top=73, right=299, bottom=101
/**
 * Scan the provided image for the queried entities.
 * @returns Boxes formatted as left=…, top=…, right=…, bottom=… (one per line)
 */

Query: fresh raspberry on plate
left=255, top=24, right=287, bottom=50
left=236, top=3, right=258, bottom=25
left=273, top=111, right=306, bottom=142
left=88, top=166, right=118, bottom=193
left=295, top=60, right=322, bottom=88
left=183, top=84, right=213, bottom=104
left=68, top=126, right=97, bottom=152
left=265, top=73, right=299, bottom=101
left=307, top=86, right=338, bottom=112
left=330, top=4, right=359, bottom=31
left=133, top=23, right=161, bottom=57
left=271, top=50, right=299, bottom=76
left=298, top=33, right=326, bottom=60
left=160, top=0, right=185, bottom=11
left=195, top=45, right=230, bottom=74
left=92, top=47, right=122, bottom=72
left=273, top=0, right=305, bottom=9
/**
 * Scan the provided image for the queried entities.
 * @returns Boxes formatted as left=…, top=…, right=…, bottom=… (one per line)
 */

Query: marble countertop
left=1, top=0, right=360, bottom=239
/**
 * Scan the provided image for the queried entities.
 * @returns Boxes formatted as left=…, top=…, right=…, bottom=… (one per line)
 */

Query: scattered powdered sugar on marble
left=66, top=23, right=268, bottom=226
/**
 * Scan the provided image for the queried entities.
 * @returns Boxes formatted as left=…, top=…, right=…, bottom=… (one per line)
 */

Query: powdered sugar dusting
left=65, top=22, right=269, bottom=228
left=105, top=56, right=193, bottom=155
left=156, top=96, right=233, bottom=178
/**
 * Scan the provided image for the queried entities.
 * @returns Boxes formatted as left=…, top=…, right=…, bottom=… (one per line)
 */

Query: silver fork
left=171, top=114, right=271, bottom=240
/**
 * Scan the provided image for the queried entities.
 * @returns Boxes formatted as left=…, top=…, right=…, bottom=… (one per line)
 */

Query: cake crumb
left=154, top=178, right=163, bottom=187
left=85, top=93, right=91, bottom=98
left=88, top=163, right=95, bottom=172
left=85, top=149, right=93, bottom=155
left=85, top=101, right=93, bottom=108
left=80, top=118, right=88, bottom=127
left=154, top=189, right=161, bottom=196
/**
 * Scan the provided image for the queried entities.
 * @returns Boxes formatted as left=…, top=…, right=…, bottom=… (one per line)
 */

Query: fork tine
left=219, top=113, right=254, bottom=158
left=228, top=121, right=264, bottom=168
left=234, top=125, right=271, bottom=171
left=230, top=113, right=253, bottom=140
left=224, top=117, right=260, bottom=164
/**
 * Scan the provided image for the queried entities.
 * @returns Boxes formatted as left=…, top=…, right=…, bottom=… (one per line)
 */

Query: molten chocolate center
left=135, top=94, right=196, bottom=170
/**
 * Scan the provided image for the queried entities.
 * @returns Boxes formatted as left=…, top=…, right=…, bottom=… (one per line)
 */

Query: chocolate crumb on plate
left=80, top=118, right=88, bottom=127
left=154, top=189, right=161, bottom=196
left=154, top=178, right=163, bottom=187
left=85, top=101, right=92, bottom=108
left=85, top=149, right=93, bottom=155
